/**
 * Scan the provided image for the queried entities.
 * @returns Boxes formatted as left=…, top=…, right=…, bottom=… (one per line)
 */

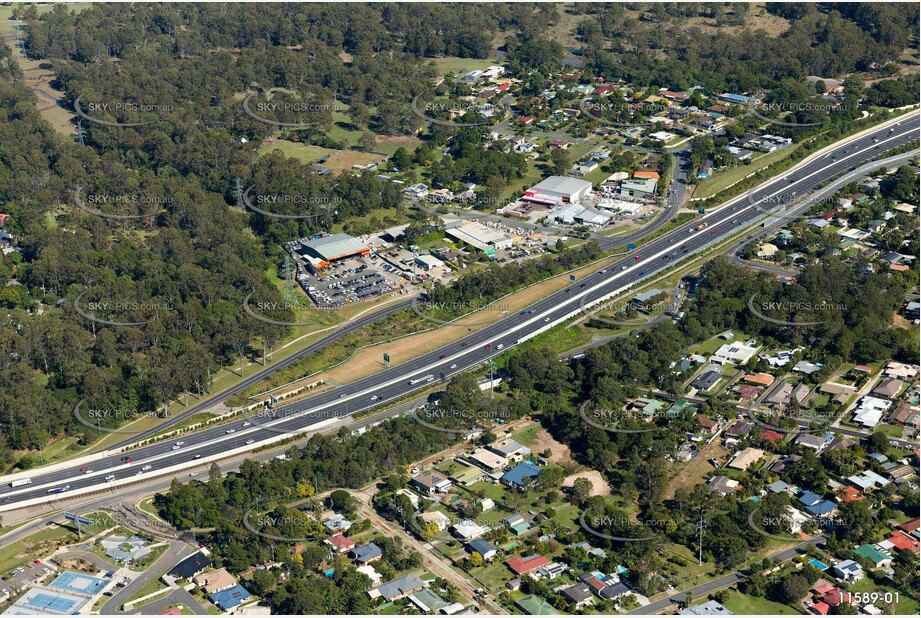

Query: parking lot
left=1, top=561, right=49, bottom=593
left=301, top=256, right=404, bottom=308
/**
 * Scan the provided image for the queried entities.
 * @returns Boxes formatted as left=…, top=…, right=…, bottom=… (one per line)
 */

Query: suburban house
left=466, top=538, right=498, bottom=562
left=830, top=559, right=864, bottom=582
left=168, top=552, right=211, bottom=580
left=209, top=584, right=252, bottom=611
left=506, top=554, right=550, bottom=576
left=368, top=574, right=426, bottom=601
left=500, top=462, right=543, bottom=490
left=351, top=542, right=383, bottom=565
left=562, top=583, right=594, bottom=608
left=410, top=472, right=452, bottom=495
left=192, top=568, right=238, bottom=594
left=487, top=439, right=531, bottom=462
left=192, top=569, right=237, bottom=594
left=325, top=534, right=356, bottom=554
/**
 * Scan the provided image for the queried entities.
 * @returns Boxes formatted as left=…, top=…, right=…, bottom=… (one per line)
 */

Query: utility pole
left=696, top=511, right=705, bottom=566
left=235, top=177, right=243, bottom=210
left=485, top=360, right=496, bottom=399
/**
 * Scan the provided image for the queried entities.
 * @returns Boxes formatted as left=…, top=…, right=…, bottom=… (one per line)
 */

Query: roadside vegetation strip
left=225, top=246, right=625, bottom=407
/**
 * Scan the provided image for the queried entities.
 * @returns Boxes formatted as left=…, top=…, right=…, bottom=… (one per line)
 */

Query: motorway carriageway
left=1, top=112, right=918, bottom=510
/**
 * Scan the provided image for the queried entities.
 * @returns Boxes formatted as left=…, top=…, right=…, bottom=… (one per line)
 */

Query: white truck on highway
left=9, top=478, right=31, bottom=488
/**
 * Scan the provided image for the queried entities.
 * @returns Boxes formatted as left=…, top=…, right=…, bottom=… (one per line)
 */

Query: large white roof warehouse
left=294, top=233, right=369, bottom=263
left=444, top=221, right=512, bottom=253
left=523, top=176, right=593, bottom=205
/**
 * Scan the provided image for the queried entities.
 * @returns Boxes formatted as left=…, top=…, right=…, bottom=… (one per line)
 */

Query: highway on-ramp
left=1, top=112, right=917, bottom=512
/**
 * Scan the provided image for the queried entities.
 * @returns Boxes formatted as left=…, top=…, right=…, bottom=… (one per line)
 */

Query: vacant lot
left=563, top=470, right=611, bottom=496
left=259, top=139, right=385, bottom=173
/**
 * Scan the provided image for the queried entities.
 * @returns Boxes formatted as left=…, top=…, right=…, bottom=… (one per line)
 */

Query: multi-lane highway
left=121, top=144, right=690, bottom=443
left=1, top=111, right=917, bottom=511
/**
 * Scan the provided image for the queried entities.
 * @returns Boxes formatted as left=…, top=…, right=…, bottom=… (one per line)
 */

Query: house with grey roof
left=368, top=574, right=426, bottom=601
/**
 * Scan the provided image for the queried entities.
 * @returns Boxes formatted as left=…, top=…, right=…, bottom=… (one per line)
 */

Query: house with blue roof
left=209, top=584, right=252, bottom=610
left=798, top=491, right=823, bottom=507
left=500, top=462, right=542, bottom=490
left=467, top=538, right=498, bottom=561
left=719, top=93, right=756, bottom=105
left=805, top=500, right=838, bottom=517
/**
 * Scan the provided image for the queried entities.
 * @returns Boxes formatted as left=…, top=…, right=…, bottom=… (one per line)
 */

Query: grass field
left=0, top=3, right=94, bottom=33
left=847, top=578, right=920, bottom=615
left=720, top=589, right=800, bottom=615
left=259, top=139, right=385, bottom=173
left=123, top=577, right=170, bottom=608
left=694, top=146, right=801, bottom=198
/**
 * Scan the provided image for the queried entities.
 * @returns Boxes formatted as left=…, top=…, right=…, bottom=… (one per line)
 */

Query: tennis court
left=48, top=570, right=109, bottom=595
left=11, top=587, right=90, bottom=615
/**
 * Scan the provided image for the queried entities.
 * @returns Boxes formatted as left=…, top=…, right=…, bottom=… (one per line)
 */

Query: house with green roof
left=450, top=466, right=485, bottom=486
left=633, top=397, right=666, bottom=418
left=516, top=595, right=558, bottom=615
left=667, top=399, right=698, bottom=417
left=854, top=544, right=892, bottom=567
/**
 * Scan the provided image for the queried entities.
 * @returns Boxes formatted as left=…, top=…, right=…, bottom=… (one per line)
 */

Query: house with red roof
left=506, top=554, right=550, bottom=576
left=812, top=582, right=835, bottom=595
left=593, top=86, right=615, bottom=96
left=698, top=417, right=719, bottom=435
left=809, top=601, right=830, bottom=615
left=760, top=429, right=784, bottom=443
left=736, top=384, right=761, bottom=400
left=821, top=587, right=846, bottom=607
left=325, top=534, right=356, bottom=553
left=744, top=372, right=775, bottom=387
left=886, top=531, right=920, bottom=552
left=518, top=116, right=534, bottom=125
left=836, top=486, right=864, bottom=503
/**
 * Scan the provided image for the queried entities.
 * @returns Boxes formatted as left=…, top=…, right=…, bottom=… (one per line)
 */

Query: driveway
left=101, top=540, right=196, bottom=615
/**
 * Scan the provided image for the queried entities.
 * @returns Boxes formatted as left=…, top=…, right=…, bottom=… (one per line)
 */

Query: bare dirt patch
left=531, top=428, right=574, bottom=465
left=663, top=440, right=730, bottom=500
left=563, top=470, right=611, bottom=496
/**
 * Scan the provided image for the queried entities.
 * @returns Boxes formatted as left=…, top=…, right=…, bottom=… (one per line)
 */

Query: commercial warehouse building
left=445, top=221, right=512, bottom=255
left=291, top=233, right=370, bottom=271
left=522, top=176, right=593, bottom=206
left=618, top=178, right=658, bottom=199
